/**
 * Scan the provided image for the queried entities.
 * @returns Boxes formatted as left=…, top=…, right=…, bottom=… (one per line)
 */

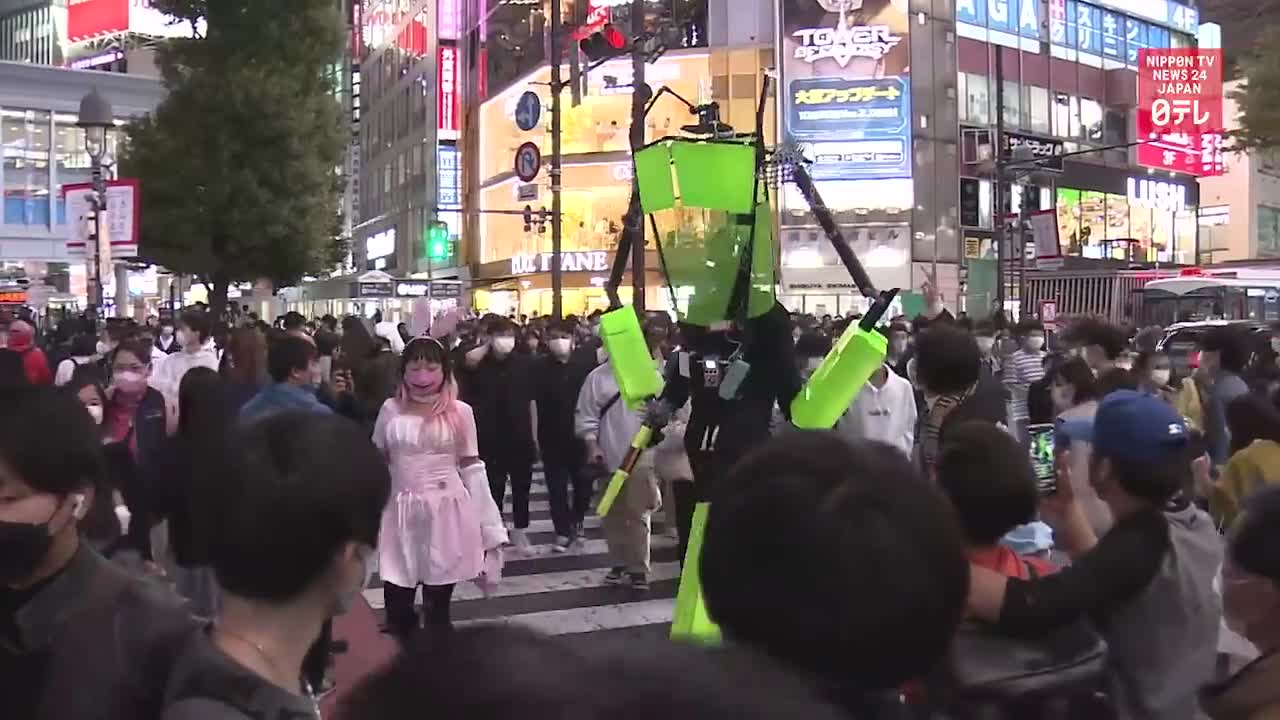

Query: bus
left=1141, top=270, right=1280, bottom=326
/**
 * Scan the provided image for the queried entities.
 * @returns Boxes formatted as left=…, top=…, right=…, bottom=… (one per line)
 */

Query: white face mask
left=491, top=336, right=516, bottom=355
left=86, top=405, right=104, bottom=425
left=1025, top=336, right=1046, bottom=351
left=1150, top=369, right=1171, bottom=387
left=96, top=340, right=111, bottom=356
left=548, top=338, right=572, bottom=357
left=975, top=336, right=995, bottom=354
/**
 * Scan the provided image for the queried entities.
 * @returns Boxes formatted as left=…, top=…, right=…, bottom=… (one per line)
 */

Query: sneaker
left=629, top=573, right=650, bottom=592
left=511, top=528, right=532, bottom=555
left=567, top=536, right=586, bottom=553
left=551, top=535, right=572, bottom=553
left=604, top=567, right=626, bottom=586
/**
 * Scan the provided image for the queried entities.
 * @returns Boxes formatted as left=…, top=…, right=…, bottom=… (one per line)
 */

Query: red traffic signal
left=580, top=23, right=628, bottom=61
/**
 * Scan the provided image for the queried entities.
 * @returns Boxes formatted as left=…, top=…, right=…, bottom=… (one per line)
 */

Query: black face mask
left=0, top=512, right=57, bottom=585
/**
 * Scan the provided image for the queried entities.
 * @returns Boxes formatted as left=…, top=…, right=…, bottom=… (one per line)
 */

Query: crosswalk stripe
left=457, top=598, right=676, bottom=635
left=363, top=562, right=681, bottom=609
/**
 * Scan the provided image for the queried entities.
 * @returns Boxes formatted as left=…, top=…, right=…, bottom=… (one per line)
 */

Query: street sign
left=1040, top=299, right=1059, bottom=330
left=515, top=91, right=542, bottom=132
left=515, top=142, right=542, bottom=182
left=517, top=183, right=539, bottom=202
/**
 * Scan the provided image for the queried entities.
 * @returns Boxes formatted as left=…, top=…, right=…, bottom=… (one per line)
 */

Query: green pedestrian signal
left=425, top=221, right=450, bottom=261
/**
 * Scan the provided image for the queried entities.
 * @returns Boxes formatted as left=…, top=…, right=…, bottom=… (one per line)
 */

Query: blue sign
left=1075, top=1, right=1101, bottom=56
left=786, top=76, right=911, bottom=181
left=437, top=145, right=461, bottom=209
left=1100, top=10, right=1123, bottom=60
left=956, top=0, right=1041, bottom=42
left=515, top=91, right=541, bottom=132
left=1124, top=16, right=1146, bottom=64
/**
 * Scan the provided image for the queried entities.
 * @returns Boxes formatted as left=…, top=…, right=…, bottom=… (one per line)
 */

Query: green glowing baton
left=670, top=502, right=722, bottom=643
left=791, top=315, right=890, bottom=430
left=595, top=307, right=664, bottom=518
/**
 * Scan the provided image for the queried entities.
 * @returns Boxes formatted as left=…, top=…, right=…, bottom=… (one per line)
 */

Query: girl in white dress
left=374, top=337, right=507, bottom=642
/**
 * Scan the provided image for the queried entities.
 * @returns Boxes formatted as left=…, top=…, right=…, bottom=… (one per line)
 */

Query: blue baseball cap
left=1091, top=390, right=1189, bottom=465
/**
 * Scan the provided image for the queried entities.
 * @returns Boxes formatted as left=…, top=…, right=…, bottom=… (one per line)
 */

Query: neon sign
left=792, top=20, right=903, bottom=67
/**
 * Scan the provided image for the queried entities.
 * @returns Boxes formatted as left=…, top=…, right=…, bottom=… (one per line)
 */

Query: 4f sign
left=793, top=15, right=902, bottom=68
left=1137, top=49, right=1223, bottom=137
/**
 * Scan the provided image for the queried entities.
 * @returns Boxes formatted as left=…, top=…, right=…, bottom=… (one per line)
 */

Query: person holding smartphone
left=967, top=391, right=1223, bottom=720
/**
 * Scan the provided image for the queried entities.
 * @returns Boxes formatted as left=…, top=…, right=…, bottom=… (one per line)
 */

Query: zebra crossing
left=361, top=472, right=681, bottom=648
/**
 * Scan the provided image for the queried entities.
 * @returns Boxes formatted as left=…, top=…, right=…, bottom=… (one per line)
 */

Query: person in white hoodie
left=575, top=325, right=662, bottom=591
left=837, top=363, right=917, bottom=458
left=150, top=309, right=220, bottom=402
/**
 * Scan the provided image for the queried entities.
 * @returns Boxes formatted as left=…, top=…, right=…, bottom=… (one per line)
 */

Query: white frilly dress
left=373, top=398, right=508, bottom=588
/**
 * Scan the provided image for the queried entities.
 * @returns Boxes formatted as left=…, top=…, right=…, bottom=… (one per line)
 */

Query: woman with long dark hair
left=137, top=366, right=232, bottom=617
left=373, top=337, right=507, bottom=642
left=222, top=326, right=268, bottom=415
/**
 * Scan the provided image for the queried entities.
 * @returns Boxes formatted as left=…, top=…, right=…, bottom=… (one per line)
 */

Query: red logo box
left=1137, top=49, right=1224, bottom=137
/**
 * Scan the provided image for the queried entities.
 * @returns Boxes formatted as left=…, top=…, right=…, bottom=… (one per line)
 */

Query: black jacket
left=0, top=544, right=196, bottom=720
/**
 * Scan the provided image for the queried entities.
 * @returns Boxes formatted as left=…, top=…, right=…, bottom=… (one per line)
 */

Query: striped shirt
left=1003, top=349, right=1046, bottom=423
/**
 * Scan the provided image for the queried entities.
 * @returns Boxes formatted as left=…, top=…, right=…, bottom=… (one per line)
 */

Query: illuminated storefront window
left=478, top=52, right=712, bottom=183
left=1054, top=180, right=1195, bottom=264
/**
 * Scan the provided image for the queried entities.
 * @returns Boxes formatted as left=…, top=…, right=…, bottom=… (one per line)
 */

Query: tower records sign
left=780, top=0, right=912, bottom=183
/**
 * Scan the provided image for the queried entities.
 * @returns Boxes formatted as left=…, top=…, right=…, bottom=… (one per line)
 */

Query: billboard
left=67, top=0, right=204, bottom=44
left=64, top=179, right=140, bottom=260
left=780, top=0, right=912, bottom=182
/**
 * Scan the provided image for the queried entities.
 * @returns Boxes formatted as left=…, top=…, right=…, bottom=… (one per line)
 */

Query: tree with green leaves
left=1231, top=24, right=1280, bottom=150
left=121, top=0, right=347, bottom=316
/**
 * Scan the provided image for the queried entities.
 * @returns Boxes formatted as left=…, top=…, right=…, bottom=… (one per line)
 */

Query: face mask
left=96, top=340, right=111, bottom=356
left=114, top=370, right=148, bottom=395
left=160, top=327, right=173, bottom=338
left=1150, top=369, right=1171, bottom=387
left=404, top=368, right=443, bottom=400
left=335, top=545, right=375, bottom=615
left=549, top=338, right=572, bottom=357
left=492, top=336, right=516, bottom=355
left=975, top=336, right=996, bottom=354
left=86, top=405, right=104, bottom=425
left=1025, top=336, right=1046, bottom=351
left=0, top=496, right=78, bottom=585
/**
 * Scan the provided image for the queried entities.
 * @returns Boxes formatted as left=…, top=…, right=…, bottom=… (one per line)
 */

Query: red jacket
left=6, top=321, right=52, bottom=385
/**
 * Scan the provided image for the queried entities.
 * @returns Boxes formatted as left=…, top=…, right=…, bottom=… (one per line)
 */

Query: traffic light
left=580, top=23, right=627, bottom=62
left=538, top=206, right=548, bottom=234
left=424, top=221, right=450, bottom=261
left=522, top=204, right=534, bottom=232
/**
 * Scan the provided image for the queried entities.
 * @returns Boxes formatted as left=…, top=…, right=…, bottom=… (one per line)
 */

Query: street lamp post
left=78, top=88, right=113, bottom=315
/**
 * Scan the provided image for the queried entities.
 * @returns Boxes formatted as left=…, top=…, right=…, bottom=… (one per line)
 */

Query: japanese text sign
left=1137, top=48, right=1223, bottom=137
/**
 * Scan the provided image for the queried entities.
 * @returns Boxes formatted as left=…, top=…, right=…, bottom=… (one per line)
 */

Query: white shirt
left=150, top=340, right=220, bottom=401
left=837, top=366, right=917, bottom=457
left=575, top=360, right=646, bottom=470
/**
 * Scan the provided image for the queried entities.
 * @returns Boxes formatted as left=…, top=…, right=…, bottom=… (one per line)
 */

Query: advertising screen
left=779, top=0, right=912, bottom=183
left=67, top=0, right=204, bottom=44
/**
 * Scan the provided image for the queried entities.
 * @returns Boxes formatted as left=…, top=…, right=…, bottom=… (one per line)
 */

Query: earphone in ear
left=70, top=493, right=87, bottom=520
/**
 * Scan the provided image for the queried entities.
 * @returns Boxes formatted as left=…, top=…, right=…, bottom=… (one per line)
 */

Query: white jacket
left=575, top=360, right=646, bottom=471
left=150, top=340, right=220, bottom=401
left=837, top=366, right=917, bottom=457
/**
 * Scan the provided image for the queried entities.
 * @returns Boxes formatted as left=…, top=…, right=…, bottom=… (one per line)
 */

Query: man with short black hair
left=701, top=433, right=969, bottom=713
left=1, top=386, right=194, bottom=719
left=967, top=390, right=1222, bottom=720
left=912, top=324, right=1007, bottom=473
left=1072, top=317, right=1128, bottom=376
left=240, top=337, right=331, bottom=421
left=534, top=320, right=594, bottom=552
left=161, top=413, right=390, bottom=718
left=151, top=309, right=219, bottom=401
left=1200, top=325, right=1253, bottom=466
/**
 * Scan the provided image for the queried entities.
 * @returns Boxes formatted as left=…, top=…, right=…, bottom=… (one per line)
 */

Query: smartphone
left=1028, top=423, right=1057, bottom=495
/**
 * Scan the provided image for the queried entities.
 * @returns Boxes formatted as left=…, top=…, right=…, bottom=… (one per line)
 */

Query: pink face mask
left=404, top=368, right=443, bottom=398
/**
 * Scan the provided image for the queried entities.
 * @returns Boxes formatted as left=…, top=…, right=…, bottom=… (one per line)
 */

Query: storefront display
left=1052, top=165, right=1196, bottom=265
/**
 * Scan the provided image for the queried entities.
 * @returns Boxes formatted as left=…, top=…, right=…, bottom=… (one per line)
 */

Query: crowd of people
left=1, top=299, right=1279, bottom=720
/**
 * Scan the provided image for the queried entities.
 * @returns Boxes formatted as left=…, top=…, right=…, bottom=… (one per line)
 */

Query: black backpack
left=928, top=564, right=1112, bottom=720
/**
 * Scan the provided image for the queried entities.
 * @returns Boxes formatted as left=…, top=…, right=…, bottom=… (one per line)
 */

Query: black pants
left=301, top=619, right=331, bottom=689
left=486, top=458, right=533, bottom=529
left=671, top=479, right=698, bottom=568
left=384, top=582, right=456, bottom=640
left=544, top=456, right=591, bottom=537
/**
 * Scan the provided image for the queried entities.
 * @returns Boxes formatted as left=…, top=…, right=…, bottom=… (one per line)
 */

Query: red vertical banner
left=350, top=0, right=363, bottom=58
left=438, top=44, right=461, bottom=140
